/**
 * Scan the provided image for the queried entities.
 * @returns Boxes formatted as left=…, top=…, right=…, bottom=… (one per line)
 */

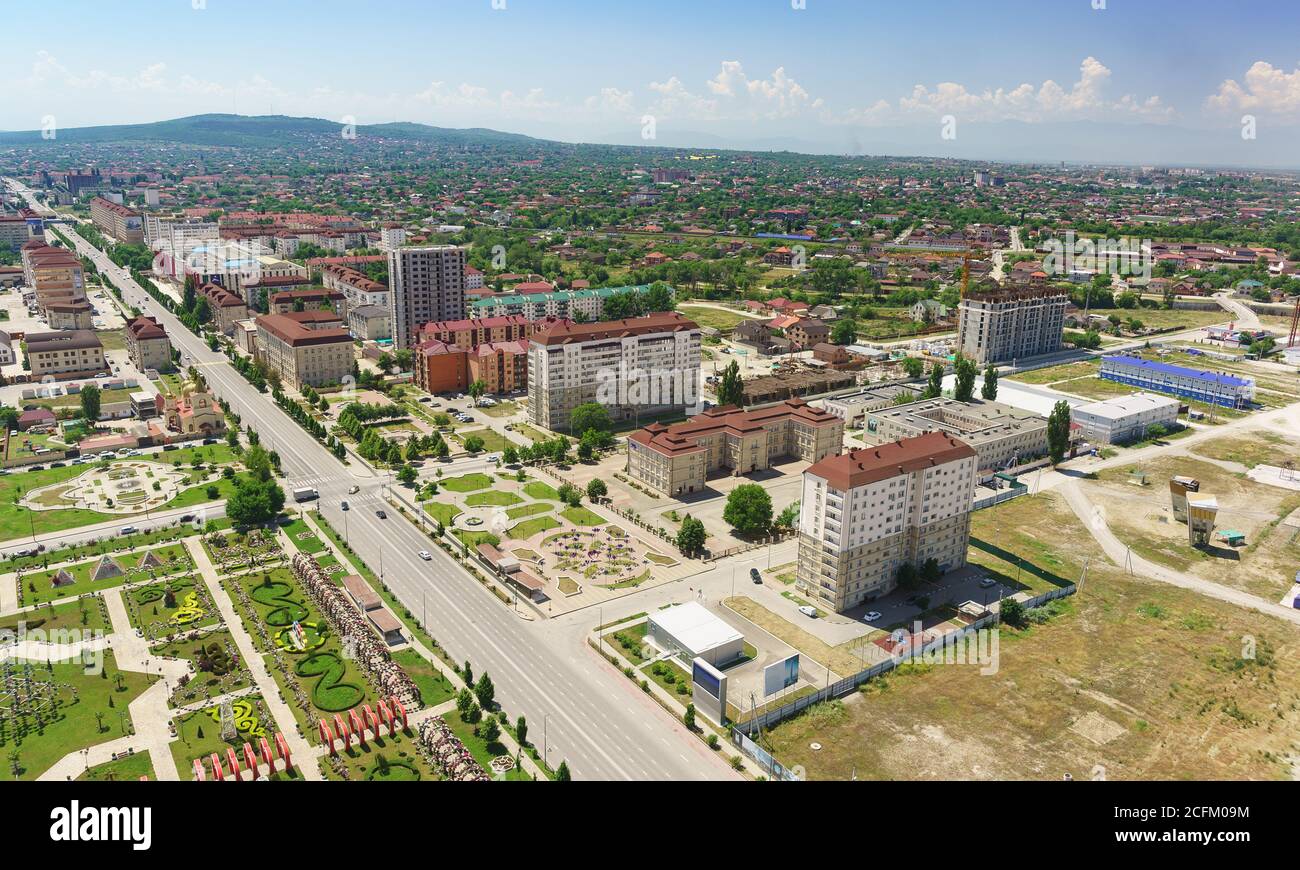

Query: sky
left=7, top=0, right=1300, bottom=164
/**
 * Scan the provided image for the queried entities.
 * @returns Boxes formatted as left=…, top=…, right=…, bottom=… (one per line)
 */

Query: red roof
left=805, top=432, right=975, bottom=490
left=530, top=312, right=698, bottom=347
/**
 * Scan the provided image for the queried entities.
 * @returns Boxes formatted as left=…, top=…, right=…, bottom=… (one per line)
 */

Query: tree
left=80, top=383, right=101, bottom=422
left=980, top=364, right=998, bottom=401
left=243, top=445, right=273, bottom=482
left=895, top=562, right=919, bottom=589
left=225, top=475, right=285, bottom=526
left=515, top=715, right=528, bottom=748
left=1145, top=423, right=1167, bottom=441
left=1000, top=597, right=1027, bottom=629
left=830, top=318, right=858, bottom=345
left=920, top=557, right=941, bottom=584
left=463, top=434, right=484, bottom=453
left=502, top=445, right=518, bottom=465
left=576, top=440, right=594, bottom=462
left=1047, top=399, right=1072, bottom=464
left=776, top=502, right=800, bottom=529
left=555, top=760, right=571, bottom=782
left=716, top=359, right=744, bottom=407
left=467, top=379, right=486, bottom=406
left=569, top=402, right=611, bottom=437
left=953, top=354, right=977, bottom=402
left=901, top=356, right=925, bottom=379
left=474, top=673, right=495, bottom=710
left=0, top=407, right=18, bottom=432
left=586, top=478, right=607, bottom=501
left=683, top=703, right=696, bottom=731
left=921, top=362, right=944, bottom=399
left=397, top=464, right=418, bottom=485
left=723, top=484, right=773, bottom=536
left=676, top=515, right=706, bottom=555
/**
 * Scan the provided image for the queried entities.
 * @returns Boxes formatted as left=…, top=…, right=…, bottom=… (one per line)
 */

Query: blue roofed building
left=1099, top=355, right=1255, bottom=409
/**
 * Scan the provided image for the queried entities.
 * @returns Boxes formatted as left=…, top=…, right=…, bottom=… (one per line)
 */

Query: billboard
left=691, top=658, right=727, bottom=726
left=763, top=654, right=800, bottom=697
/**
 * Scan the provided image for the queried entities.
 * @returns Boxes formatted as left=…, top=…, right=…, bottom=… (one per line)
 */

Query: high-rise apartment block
left=956, top=285, right=1067, bottom=364
left=387, top=245, right=467, bottom=347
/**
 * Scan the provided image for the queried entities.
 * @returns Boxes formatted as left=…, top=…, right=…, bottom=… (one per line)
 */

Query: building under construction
left=956, top=284, right=1068, bottom=364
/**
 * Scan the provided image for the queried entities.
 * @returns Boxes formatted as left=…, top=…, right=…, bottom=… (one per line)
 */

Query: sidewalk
left=185, top=537, right=323, bottom=780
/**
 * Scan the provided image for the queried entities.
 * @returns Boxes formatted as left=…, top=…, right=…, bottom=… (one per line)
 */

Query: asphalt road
left=43, top=216, right=734, bottom=781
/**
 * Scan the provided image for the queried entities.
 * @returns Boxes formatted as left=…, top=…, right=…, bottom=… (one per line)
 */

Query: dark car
left=750, top=568, right=762, bottom=583
left=375, top=509, right=387, bottom=519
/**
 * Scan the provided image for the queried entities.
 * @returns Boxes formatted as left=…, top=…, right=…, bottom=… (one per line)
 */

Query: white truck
left=292, top=487, right=319, bottom=503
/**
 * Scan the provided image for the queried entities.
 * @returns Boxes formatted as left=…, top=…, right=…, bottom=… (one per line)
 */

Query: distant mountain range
left=2, top=112, right=1298, bottom=170
left=0, top=113, right=542, bottom=148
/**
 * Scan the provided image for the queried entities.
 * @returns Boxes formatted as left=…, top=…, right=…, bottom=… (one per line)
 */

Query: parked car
left=750, top=568, right=762, bottom=584
left=863, top=611, right=882, bottom=623
left=797, top=605, right=817, bottom=618
left=978, top=578, right=997, bottom=589
left=348, top=485, right=360, bottom=494
left=375, top=509, right=387, bottom=519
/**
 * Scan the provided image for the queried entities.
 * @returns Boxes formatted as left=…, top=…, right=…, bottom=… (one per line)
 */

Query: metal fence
left=731, top=583, right=1078, bottom=771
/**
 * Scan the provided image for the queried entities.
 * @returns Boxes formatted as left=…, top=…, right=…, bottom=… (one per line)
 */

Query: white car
left=417, top=550, right=432, bottom=561
left=797, top=605, right=817, bottom=618
left=863, top=611, right=882, bottom=623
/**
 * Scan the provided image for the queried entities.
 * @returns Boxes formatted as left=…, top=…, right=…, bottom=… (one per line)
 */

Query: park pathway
left=185, top=537, right=323, bottom=780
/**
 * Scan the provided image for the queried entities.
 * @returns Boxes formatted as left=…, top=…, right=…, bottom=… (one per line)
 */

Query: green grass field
left=441, top=473, right=493, bottom=493
left=523, top=481, right=560, bottom=501
left=21, top=543, right=191, bottom=606
left=423, top=502, right=463, bottom=526
left=507, top=516, right=561, bottom=539
left=465, top=490, right=523, bottom=507
left=561, top=506, right=606, bottom=527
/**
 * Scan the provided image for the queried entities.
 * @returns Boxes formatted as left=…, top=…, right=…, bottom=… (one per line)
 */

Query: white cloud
left=1207, top=61, right=1300, bottom=116
left=648, top=62, right=820, bottom=121
left=840, top=57, right=1172, bottom=125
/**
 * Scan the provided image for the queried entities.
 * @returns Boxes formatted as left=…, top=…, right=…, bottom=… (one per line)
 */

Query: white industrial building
left=646, top=602, right=744, bottom=668
left=1071, top=392, right=1181, bottom=445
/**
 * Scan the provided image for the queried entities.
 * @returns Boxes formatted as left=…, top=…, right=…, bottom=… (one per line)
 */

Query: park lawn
left=151, top=628, right=254, bottom=708
left=0, top=596, right=110, bottom=634
left=76, top=751, right=155, bottom=781
left=466, top=490, right=524, bottom=507
left=329, top=724, right=440, bottom=782
left=124, top=575, right=219, bottom=634
left=0, top=652, right=156, bottom=781
left=424, top=502, right=463, bottom=526
left=281, top=518, right=327, bottom=554
left=1088, top=307, right=1231, bottom=332
left=677, top=304, right=755, bottom=331
left=456, top=529, right=502, bottom=550
left=456, top=428, right=513, bottom=453
left=34, top=387, right=135, bottom=411
left=514, top=424, right=553, bottom=444
left=523, top=481, right=561, bottom=501
left=391, top=649, right=457, bottom=707
left=505, top=502, right=552, bottom=520
left=507, top=516, right=561, bottom=539
left=169, top=695, right=302, bottom=781
left=645, top=658, right=694, bottom=704
left=441, top=473, right=494, bottom=493
left=444, top=711, right=532, bottom=781
left=561, top=506, right=606, bottom=527
left=20, top=542, right=192, bottom=606
left=1007, top=359, right=1101, bottom=385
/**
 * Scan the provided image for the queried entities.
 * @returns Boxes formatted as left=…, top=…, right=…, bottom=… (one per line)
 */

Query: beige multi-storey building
left=627, top=398, right=844, bottom=496
left=860, top=397, right=1048, bottom=477
left=387, top=245, right=466, bottom=347
left=527, top=312, right=701, bottom=432
left=24, top=330, right=107, bottom=379
left=125, top=315, right=173, bottom=373
left=89, top=196, right=144, bottom=244
left=254, top=311, right=354, bottom=389
left=956, top=284, right=1067, bottom=364
left=796, top=431, right=977, bottom=613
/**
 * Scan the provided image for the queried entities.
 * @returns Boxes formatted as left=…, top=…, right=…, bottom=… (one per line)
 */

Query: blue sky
left=7, top=0, right=1300, bottom=162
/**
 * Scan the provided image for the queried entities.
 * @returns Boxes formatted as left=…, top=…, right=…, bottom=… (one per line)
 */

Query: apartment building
left=417, top=314, right=555, bottom=349
left=254, top=311, right=354, bottom=389
left=468, top=283, right=668, bottom=322
left=861, top=397, right=1048, bottom=477
left=200, top=283, right=250, bottom=336
left=526, top=312, right=701, bottom=432
left=796, top=432, right=977, bottom=613
left=269, top=288, right=345, bottom=316
left=0, top=213, right=43, bottom=249
left=321, top=263, right=390, bottom=312
left=627, top=398, right=844, bottom=497
left=956, top=284, right=1067, bottom=364
left=21, top=241, right=85, bottom=300
left=44, top=301, right=94, bottom=330
left=347, top=304, right=391, bottom=341
left=89, top=196, right=144, bottom=244
left=125, top=315, right=173, bottom=373
left=412, top=338, right=528, bottom=396
left=387, top=245, right=467, bottom=347
left=24, top=330, right=107, bottom=379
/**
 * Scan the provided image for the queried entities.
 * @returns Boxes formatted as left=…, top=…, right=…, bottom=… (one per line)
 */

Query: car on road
left=797, top=605, right=817, bottom=618
left=750, top=568, right=762, bottom=583
left=978, top=578, right=997, bottom=589
left=120, top=526, right=138, bottom=535
left=418, top=550, right=431, bottom=561
left=340, top=501, right=349, bottom=511
left=905, top=595, right=922, bottom=605
left=863, top=611, right=882, bottom=623
left=375, top=509, right=387, bottom=519
left=348, top=485, right=360, bottom=494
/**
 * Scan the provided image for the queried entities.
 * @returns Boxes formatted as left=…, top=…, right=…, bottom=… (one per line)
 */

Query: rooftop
left=806, top=431, right=976, bottom=490
left=1102, top=354, right=1254, bottom=388
left=649, top=602, right=743, bottom=655
left=530, top=311, right=699, bottom=346
left=1074, top=392, right=1183, bottom=420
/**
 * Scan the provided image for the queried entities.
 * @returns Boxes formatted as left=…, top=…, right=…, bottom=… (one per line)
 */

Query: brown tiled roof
left=805, top=431, right=974, bottom=490
left=126, top=315, right=167, bottom=341
left=25, top=330, right=102, bottom=352
left=255, top=312, right=350, bottom=347
left=628, top=398, right=839, bottom=457
left=530, top=312, right=698, bottom=346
